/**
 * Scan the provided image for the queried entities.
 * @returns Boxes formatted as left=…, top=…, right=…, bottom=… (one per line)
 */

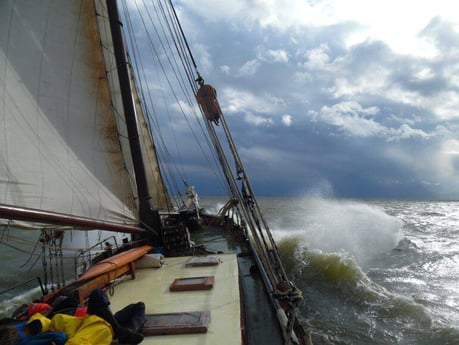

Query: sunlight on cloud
left=386, top=88, right=459, bottom=121
left=390, top=124, right=431, bottom=141
left=240, top=146, right=278, bottom=165
left=244, top=112, right=274, bottom=126
left=193, top=42, right=213, bottom=74
left=222, top=87, right=282, bottom=115
left=265, top=49, right=289, bottom=63
left=220, top=65, right=231, bottom=75
left=430, top=91, right=459, bottom=120
left=183, top=0, right=457, bottom=58
left=237, top=59, right=260, bottom=77
left=423, top=140, right=459, bottom=195
left=174, top=0, right=459, bottom=198
left=318, top=0, right=456, bottom=57
left=309, top=101, right=384, bottom=137
left=171, top=100, right=195, bottom=118
left=331, top=68, right=391, bottom=98
left=304, top=43, right=330, bottom=70
left=309, top=101, right=436, bottom=141
left=239, top=145, right=302, bottom=168
left=282, top=114, right=292, bottom=126
left=439, top=140, right=459, bottom=177
left=383, top=138, right=459, bottom=196
left=329, top=57, right=459, bottom=121
left=182, top=0, right=335, bottom=31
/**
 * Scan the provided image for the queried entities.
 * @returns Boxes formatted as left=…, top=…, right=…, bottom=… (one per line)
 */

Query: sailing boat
left=0, top=1, right=310, bottom=344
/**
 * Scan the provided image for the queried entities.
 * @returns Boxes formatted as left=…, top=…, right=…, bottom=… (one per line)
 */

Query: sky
left=137, top=0, right=459, bottom=199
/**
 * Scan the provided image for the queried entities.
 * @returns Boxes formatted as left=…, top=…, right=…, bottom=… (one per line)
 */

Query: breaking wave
left=271, top=197, right=403, bottom=265
left=271, top=197, right=459, bottom=344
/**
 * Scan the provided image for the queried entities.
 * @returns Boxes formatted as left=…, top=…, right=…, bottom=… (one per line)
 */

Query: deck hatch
left=169, top=276, right=215, bottom=291
left=185, top=256, right=219, bottom=267
left=142, top=311, right=211, bottom=335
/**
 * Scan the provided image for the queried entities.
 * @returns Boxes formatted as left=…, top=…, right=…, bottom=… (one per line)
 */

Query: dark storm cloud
left=156, top=1, right=459, bottom=199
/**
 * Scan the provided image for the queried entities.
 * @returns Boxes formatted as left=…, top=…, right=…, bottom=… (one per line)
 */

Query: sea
left=1, top=196, right=459, bottom=345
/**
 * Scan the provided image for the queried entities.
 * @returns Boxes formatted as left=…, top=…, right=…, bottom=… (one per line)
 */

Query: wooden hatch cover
left=169, top=276, right=215, bottom=291
left=142, top=311, right=211, bottom=335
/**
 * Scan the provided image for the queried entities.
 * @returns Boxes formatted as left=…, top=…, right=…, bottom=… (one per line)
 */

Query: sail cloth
left=130, top=64, right=172, bottom=211
left=95, top=0, right=172, bottom=213
left=0, top=1, right=169, bottom=228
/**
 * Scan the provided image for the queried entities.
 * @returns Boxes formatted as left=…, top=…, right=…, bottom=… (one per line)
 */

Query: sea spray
left=271, top=197, right=438, bottom=344
left=278, top=245, right=434, bottom=344
left=271, top=197, right=403, bottom=266
left=217, top=196, right=459, bottom=345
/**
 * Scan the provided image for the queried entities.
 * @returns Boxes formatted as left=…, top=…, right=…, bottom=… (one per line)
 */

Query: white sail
left=95, top=0, right=172, bottom=213
left=0, top=1, right=144, bottom=227
left=134, top=76, right=173, bottom=211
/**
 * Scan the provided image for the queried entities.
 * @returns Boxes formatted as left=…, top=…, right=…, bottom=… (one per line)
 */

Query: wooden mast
left=106, top=0, right=162, bottom=241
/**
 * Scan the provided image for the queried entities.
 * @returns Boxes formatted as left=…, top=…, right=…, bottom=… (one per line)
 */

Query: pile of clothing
left=0, top=289, right=145, bottom=345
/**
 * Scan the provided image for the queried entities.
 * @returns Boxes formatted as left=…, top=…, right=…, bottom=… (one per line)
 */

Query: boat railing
left=0, top=276, right=46, bottom=297
left=74, top=236, right=121, bottom=279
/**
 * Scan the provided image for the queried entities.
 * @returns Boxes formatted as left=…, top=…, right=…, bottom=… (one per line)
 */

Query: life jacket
left=28, top=303, right=52, bottom=317
left=196, top=84, right=222, bottom=124
left=73, top=306, right=88, bottom=317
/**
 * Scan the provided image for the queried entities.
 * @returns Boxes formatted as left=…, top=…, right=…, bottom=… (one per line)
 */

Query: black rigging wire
left=121, top=0, right=230, bottom=201
left=121, top=1, right=183, bottom=208
left=168, top=0, right=198, bottom=71
left=160, top=0, right=232, bottom=194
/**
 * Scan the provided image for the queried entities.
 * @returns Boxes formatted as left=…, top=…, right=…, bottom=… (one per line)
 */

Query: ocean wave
left=0, top=287, right=42, bottom=318
left=270, top=197, right=458, bottom=344
left=419, top=211, right=445, bottom=217
left=306, top=249, right=428, bottom=320
left=271, top=197, right=403, bottom=266
left=277, top=239, right=434, bottom=343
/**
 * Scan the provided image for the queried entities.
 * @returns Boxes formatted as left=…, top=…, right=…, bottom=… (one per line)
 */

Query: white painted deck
left=109, top=254, right=242, bottom=345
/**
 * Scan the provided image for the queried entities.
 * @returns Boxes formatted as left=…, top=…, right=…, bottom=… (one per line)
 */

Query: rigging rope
left=121, top=0, right=185, bottom=206
left=120, top=0, right=230, bottom=204
left=121, top=0, right=298, bottom=298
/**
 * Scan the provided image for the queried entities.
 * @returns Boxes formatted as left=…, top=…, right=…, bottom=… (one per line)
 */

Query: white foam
left=271, top=196, right=403, bottom=265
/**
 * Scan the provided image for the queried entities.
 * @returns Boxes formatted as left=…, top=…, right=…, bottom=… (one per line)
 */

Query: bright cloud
left=382, top=138, right=459, bottom=196
left=438, top=139, right=459, bottom=178
left=166, top=0, right=459, bottom=198
left=303, top=43, right=331, bottom=70
left=183, top=0, right=458, bottom=57
left=265, top=49, right=289, bottom=63
left=308, top=101, right=436, bottom=141
left=282, top=114, right=292, bottom=126
left=237, top=59, right=260, bottom=77
left=244, top=112, right=274, bottom=126
left=222, top=88, right=283, bottom=116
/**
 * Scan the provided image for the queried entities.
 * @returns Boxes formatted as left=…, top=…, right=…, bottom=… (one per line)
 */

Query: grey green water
left=201, top=196, right=459, bottom=345
left=2, top=197, right=459, bottom=344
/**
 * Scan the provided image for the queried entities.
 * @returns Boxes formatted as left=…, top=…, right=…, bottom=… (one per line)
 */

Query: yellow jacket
left=28, top=313, right=113, bottom=345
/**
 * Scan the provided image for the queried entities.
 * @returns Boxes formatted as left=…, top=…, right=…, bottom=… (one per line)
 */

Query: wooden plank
left=142, top=311, right=211, bottom=336
left=169, top=276, right=214, bottom=291
left=74, top=264, right=131, bottom=305
left=78, top=245, right=152, bottom=281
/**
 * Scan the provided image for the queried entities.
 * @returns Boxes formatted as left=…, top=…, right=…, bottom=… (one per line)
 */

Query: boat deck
left=109, top=253, right=241, bottom=345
